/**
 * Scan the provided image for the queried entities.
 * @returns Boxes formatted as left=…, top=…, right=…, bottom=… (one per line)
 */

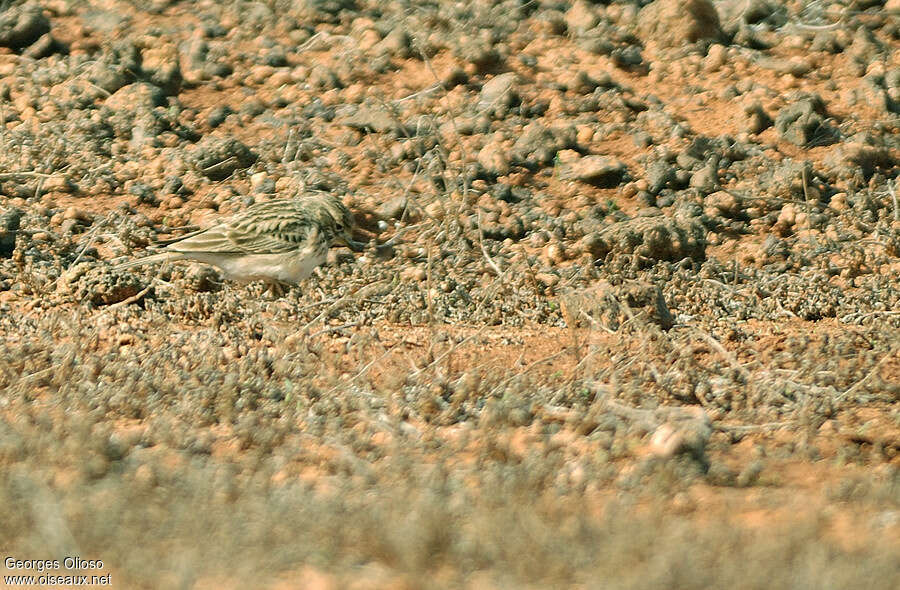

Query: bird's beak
left=336, top=234, right=365, bottom=252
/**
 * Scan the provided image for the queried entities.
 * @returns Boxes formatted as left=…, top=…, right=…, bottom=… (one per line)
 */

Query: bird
left=115, top=194, right=364, bottom=295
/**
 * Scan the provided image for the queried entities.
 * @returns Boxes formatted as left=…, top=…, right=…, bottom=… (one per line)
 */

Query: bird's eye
left=336, top=224, right=344, bottom=231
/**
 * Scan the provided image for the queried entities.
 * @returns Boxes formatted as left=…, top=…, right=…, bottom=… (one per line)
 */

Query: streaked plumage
left=116, top=194, right=363, bottom=291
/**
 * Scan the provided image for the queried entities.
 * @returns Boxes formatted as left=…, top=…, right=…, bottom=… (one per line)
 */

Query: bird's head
left=319, top=195, right=365, bottom=252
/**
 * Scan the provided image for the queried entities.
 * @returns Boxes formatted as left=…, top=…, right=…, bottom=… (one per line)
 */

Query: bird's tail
left=113, top=252, right=180, bottom=271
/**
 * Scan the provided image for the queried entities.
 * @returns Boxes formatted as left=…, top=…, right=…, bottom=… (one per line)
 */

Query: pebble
left=558, top=154, right=628, bottom=187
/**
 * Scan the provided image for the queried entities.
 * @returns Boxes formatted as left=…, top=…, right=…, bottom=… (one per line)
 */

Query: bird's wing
left=165, top=211, right=315, bottom=255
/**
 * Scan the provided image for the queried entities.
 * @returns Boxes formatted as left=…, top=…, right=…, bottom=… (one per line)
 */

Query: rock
left=373, top=27, right=411, bottom=58
left=704, top=191, right=743, bottom=218
left=184, top=265, right=220, bottom=292
left=454, top=37, right=501, bottom=74
left=57, top=263, right=149, bottom=306
left=561, top=279, right=674, bottom=331
left=583, top=210, right=708, bottom=263
left=104, top=82, right=166, bottom=112
left=847, top=26, right=884, bottom=68
left=477, top=72, right=519, bottom=113
left=308, top=64, right=343, bottom=90
left=0, top=207, right=23, bottom=258
left=400, top=266, right=426, bottom=282
left=377, top=196, right=408, bottom=220
left=646, top=160, right=677, bottom=194
left=743, top=102, right=773, bottom=134
left=774, top=204, right=797, bottom=236
left=63, top=206, right=91, bottom=223
left=705, top=44, right=728, bottom=71
left=88, top=42, right=141, bottom=94
left=141, top=43, right=182, bottom=95
left=610, top=45, right=644, bottom=71
left=716, top=0, right=778, bottom=35
left=244, top=172, right=266, bottom=193
left=545, top=242, right=567, bottom=264
left=510, top=122, right=577, bottom=168
left=295, top=0, right=358, bottom=23
left=562, top=70, right=602, bottom=94
left=0, top=5, right=51, bottom=49
left=477, top=140, right=512, bottom=176
left=757, top=56, right=812, bottom=77
left=649, top=424, right=685, bottom=458
left=638, top=0, right=724, bottom=48
left=565, top=0, right=600, bottom=35
left=774, top=95, right=836, bottom=147
left=42, top=174, right=77, bottom=194
left=179, top=37, right=232, bottom=84
left=263, top=46, right=288, bottom=67
left=190, top=136, right=257, bottom=180
left=689, top=161, right=718, bottom=193
left=339, top=104, right=402, bottom=134
left=760, top=160, right=816, bottom=201
left=824, top=142, right=896, bottom=179
left=21, top=32, right=59, bottom=59
left=207, top=105, right=232, bottom=128
left=424, top=200, right=445, bottom=221
left=535, top=272, right=560, bottom=288
left=558, top=153, right=628, bottom=187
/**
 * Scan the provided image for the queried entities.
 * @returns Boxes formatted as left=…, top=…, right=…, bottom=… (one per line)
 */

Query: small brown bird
left=116, top=194, right=364, bottom=294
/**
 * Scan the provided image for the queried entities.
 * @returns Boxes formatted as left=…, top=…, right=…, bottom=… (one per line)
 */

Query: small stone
left=339, top=104, right=401, bottom=134
left=478, top=72, right=519, bottom=112
left=477, top=140, right=511, bottom=176
left=774, top=204, right=797, bottom=236
left=824, top=142, right=895, bottom=179
left=705, top=44, right=728, bottom=71
left=456, top=37, right=501, bottom=74
left=774, top=95, right=835, bottom=147
left=21, top=32, right=57, bottom=59
left=563, top=70, right=601, bottom=94
left=249, top=172, right=269, bottom=191
left=104, top=82, right=166, bottom=112
left=0, top=5, right=51, bottom=49
left=829, top=193, right=848, bottom=212
left=134, top=464, right=156, bottom=488
left=373, top=27, right=411, bottom=58
left=401, top=266, right=426, bottom=282
left=424, top=200, right=445, bottom=220
left=565, top=0, right=600, bottom=35
left=43, top=174, right=77, bottom=194
left=308, top=64, right=342, bottom=90
left=377, top=196, right=408, bottom=220
left=689, top=163, right=718, bottom=193
left=545, top=243, right=567, bottom=264
left=649, top=425, right=684, bottom=458
left=576, top=125, right=594, bottom=146
left=0, top=207, right=23, bottom=258
left=63, top=207, right=91, bottom=223
left=704, top=191, right=742, bottom=218
left=559, top=154, right=628, bottom=187
left=535, top=272, right=560, bottom=288
left=743, top=102, right=773, bottom=134
left=191, top=136, right=257, bottom=180
left=141, top=43, right=181, bottom=95
left=638, top=0, right=724, bottom=48
left=510, top=122, right=577, bottom=168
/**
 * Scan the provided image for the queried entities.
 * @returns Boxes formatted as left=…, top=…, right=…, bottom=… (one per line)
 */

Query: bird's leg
left=265, top=281, right=291, bottom=298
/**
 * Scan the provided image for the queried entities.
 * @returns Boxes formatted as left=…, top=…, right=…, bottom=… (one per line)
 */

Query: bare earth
left=0, top=0, right=898, bottom=588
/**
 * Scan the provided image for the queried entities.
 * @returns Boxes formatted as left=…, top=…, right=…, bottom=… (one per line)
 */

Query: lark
left=116, top=194, right=364, bottom=294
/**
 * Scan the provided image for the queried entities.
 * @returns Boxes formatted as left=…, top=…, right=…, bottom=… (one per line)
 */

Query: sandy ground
left=0, top=0, right=898, bottom=588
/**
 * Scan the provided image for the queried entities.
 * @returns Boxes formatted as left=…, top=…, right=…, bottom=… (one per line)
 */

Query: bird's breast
left=211, top=249, right=326, bottom=284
